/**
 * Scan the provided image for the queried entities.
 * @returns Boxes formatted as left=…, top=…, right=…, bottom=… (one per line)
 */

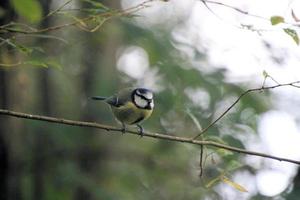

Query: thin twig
left=0, top=62, right=22, bottom=67
left=121, top=0, right=155, bottom=14
left=0, top=108, right=300, bottom=165
left=201, top=0, right=263, bottom=19
left=44, top=0, right=73, bottom=19
left=193, top=81, right=300, bottom=139
left=0, top=0, right=154, bottom=34
left=200, top=0, right=300, bottom=28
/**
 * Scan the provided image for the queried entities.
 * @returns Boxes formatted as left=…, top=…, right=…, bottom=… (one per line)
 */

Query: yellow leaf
left=221, top=176, right=248, bottom=192
left=270, top=16, right=284, bottom=25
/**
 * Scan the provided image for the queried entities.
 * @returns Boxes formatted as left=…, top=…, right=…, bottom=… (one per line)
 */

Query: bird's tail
left=91, top=96, right=107, bottom=100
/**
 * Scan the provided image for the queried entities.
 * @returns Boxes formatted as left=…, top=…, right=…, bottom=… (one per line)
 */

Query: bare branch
left=201, top=0, right=263, bottom=19
left=193, top=81, right=300, bottom=139
left=0, top=62, right=22, bottom=67
left=44, top=0, right=73, bottom=19
left=0, top=108, right=300, bottom=165
left=0, top=0, right=155, bottom=34
left=201, top=0, right=300, bottom=28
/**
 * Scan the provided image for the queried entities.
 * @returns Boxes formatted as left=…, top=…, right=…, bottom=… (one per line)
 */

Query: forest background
left=1, top=0, right=300, bottom=199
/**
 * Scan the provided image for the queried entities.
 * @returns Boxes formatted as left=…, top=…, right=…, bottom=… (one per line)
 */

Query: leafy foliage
left=270, top=15, right=300, bottom=45
left=270, top=16, right=285, bottom=25
left=284, top=28, right=299, bottom=45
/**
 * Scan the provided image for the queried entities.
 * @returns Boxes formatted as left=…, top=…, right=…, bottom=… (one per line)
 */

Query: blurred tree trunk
left=74, top=0, right=121, bottom=199
left=0, top=72, right=9, bottom=200
left=32, top=70, right=51, bottom=200
left=0, top=1, right=17, bottom=199
left=32, top=1, right=52, bottom=200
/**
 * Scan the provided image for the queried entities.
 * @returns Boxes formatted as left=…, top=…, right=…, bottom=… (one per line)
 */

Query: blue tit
left=91, top=88, right=154, bottom=136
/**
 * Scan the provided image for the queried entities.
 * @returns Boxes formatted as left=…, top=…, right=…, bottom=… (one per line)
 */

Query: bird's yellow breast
left=111, top=101, right=153, bottom=125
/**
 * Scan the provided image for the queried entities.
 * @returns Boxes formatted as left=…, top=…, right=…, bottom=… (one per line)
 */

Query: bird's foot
left=121, top=123, right=126, bottom=134
left=137, top=124, right=144, bottom=137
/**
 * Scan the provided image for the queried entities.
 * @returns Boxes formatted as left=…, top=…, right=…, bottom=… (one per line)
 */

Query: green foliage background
left=0, top=0, right=299, bottom=200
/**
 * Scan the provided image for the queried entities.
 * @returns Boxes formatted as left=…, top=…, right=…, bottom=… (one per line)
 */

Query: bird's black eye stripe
left=136, top=93, right=151, bottom=101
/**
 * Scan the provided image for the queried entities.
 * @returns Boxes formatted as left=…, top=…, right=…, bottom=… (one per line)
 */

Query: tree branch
left=200, top=0, right=300, bottom=29
left=193, top=81, right=300, bottom=139
left=0, top=0, right=155, bottom=34
left=0, top=0, right=160, bottom=35
left=201, top=0, right=263, bottom=19
left=1, top=108, right=300, bottom=165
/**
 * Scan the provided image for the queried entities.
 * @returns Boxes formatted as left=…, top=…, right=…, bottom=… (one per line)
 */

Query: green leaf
left=24, top=60, right=48, bottom=68
left=186, top=109, right=202, bottom=132
left=16, top=44, right=33, bottom=54
left=11, top=0, right=42, bottom=23
left=205, top=176, right=221, bottom=188
left=25, top=59, right=62, bottom=69
left=283, top=28, right=299, bottom=45
left=5, top=39, right=33, bottom=55
left=216, top=148, right=233, bottom=157
left=46, top=60, right=62, bottom=69
left=83, top=0, right=109, bottom=10
left=270, top=16, right=284, bottom=25
left=226, top=160, right=243, bottom=172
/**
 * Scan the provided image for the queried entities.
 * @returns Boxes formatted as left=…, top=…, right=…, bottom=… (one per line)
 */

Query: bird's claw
left=137, top=124, right=144, bottom=137
left=121, top=123, right=126, bottom=134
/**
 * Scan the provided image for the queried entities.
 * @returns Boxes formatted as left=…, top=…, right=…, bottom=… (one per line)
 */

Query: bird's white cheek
left=134, top=95, right=148, bottom=108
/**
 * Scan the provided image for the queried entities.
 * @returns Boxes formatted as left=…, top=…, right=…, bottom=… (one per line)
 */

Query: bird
left=91, top=88, right=154, bottom=136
